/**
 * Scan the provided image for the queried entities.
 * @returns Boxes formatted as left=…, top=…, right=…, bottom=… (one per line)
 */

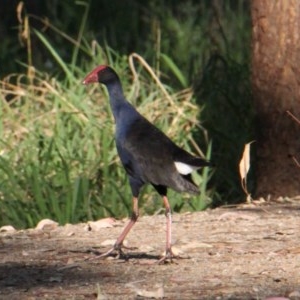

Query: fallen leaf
left=96, top=283, right=108, bottom=300
left=128, top=283, right=164, bottom=299
left=218, top=212, right=258, bottom=221
left=136, top=286, right=164, bottom=299
left=181, top=241, right=213, bottom=250
left=239, top=141, right=254, bottom=201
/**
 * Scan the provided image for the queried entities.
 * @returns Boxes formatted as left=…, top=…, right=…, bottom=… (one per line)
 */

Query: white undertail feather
left=174, top=161, right=199, bottom=175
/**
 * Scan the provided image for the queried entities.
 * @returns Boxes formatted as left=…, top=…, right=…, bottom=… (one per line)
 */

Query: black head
left=82, top=65, right=119, bottom=85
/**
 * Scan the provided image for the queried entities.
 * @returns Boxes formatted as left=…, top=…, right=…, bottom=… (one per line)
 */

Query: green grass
left=0, top=0, right=252, bottom=228
left=0, top=36, right=213, bottom=228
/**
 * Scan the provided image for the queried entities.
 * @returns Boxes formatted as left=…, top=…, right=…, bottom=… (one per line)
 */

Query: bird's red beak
left=82, top=71, right=98, bottom=85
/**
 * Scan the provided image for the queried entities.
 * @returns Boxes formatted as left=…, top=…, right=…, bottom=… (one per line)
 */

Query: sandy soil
left=1, top=200, right=300, bottom=300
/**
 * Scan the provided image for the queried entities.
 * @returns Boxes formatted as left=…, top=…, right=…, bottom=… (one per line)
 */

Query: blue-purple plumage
left=83, top=65, right=211, bottom=197
left=83, top=65, right=212, bottom=262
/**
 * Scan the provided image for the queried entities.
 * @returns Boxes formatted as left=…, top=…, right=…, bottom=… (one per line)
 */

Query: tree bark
left=251, top=1, right=300, bottom=198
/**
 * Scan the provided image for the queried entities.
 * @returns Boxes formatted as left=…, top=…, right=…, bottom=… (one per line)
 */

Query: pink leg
left=114, top=196, right=139, bottom=250
left=91, top=197, right=139, bottom=259
left=163, top=196, right=172, bottom=254
left=157, top=195, right=176, bottom=263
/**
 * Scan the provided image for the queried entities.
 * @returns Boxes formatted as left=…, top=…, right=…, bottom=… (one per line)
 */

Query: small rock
left=36, top=219, right=58, bottom=231
left=87, top=218, right=117, bottom=231
left=0, top=225, right=16, bottom=233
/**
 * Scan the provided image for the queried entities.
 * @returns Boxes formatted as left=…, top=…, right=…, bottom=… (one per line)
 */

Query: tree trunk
left=251, top=1, right=300, bottom=198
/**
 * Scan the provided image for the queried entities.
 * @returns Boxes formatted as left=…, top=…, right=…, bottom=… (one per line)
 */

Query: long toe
left=87, top=243, right=127, bottom=261
left=86, top=246, right=116, bottom=261
left=157, top=248, right=177, bottom=264
left=157, top=247, right=190, bottom=264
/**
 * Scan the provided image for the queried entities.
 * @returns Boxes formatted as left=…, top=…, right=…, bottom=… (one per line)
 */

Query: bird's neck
left=105, top=81, right=128, bottom=117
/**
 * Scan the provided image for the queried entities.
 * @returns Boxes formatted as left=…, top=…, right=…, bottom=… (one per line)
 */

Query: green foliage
left=0, top=35, right=212, bottom=228
left=0, top=0, right=252, bottom=227
left=1, top=1, right=250, bottom=82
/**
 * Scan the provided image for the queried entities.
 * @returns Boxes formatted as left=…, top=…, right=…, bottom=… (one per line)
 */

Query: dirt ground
left=1, top=199, right=300, bottom=300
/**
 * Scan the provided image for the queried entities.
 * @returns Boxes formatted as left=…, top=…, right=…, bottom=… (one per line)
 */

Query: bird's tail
left=171, top=173, right=200, bottom=195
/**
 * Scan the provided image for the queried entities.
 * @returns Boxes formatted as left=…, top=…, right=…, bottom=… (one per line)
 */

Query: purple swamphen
left=83, top=65, right=212, bottom=263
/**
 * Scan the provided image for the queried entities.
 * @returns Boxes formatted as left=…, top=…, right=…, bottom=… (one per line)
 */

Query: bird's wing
left=117, top=116, right=206, bottom=193
left=118, top=117, right=174, bottom=181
